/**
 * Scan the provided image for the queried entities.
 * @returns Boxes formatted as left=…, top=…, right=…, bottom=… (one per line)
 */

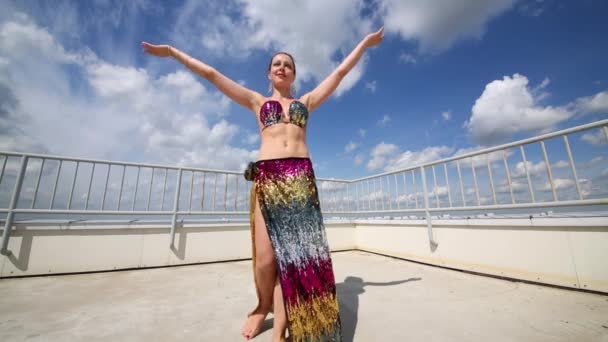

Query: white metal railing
left=1, top=119, right=607, bottom=254
left=322, top=119, right=608, bottom=214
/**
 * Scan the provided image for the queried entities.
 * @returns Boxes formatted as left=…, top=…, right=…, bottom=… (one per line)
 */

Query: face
left=268, top=53, right=296, bottom=88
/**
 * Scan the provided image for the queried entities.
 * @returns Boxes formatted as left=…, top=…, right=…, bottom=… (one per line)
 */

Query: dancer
left=142, top=26, right=383, bottom=342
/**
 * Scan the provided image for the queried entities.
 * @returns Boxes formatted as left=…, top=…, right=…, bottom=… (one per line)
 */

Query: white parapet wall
left=0, top=220, right=356, bottom=278
left=1, top=217, right=606, bottom=293
left=354, top=217, right=608, bottom=293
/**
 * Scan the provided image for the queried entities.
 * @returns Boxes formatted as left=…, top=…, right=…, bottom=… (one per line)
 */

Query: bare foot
left=271, top=336, right=287, bottom=342
left=242, top=308, right=270, bottom=340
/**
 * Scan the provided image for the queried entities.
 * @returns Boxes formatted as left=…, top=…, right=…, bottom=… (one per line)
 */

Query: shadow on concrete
left=170, top=222, right=187, bottom=260
left=7, top=231, right=33, bottom=271
left=337, top=276, right=422, bottom=342
left=430, top=240, right=439, bottom=252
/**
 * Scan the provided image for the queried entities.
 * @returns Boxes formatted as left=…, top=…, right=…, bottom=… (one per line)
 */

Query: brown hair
left=268, top=52, right=296, bottom=76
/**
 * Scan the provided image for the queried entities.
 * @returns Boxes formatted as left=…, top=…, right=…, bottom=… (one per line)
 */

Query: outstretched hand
left=141, top=42, right=172, bottom=57
left=364, top=27, right=384, bottom=48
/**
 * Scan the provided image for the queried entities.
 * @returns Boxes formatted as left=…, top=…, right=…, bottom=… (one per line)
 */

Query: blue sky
left=0, top=0, right=607, bottom=185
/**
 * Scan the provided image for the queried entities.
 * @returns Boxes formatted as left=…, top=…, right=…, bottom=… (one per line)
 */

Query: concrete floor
left=0, top=251, right=607, bottom=342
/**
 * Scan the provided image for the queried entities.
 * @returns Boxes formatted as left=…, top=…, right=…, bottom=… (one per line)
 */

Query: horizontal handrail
left=0, top=150, right=242, bottom=175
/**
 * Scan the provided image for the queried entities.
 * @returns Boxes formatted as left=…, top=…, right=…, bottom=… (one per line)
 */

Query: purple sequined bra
left=259, top=100, right=309, bottom=129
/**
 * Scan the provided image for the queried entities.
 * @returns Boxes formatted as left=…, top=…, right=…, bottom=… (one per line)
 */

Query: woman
left=142, top=27, right=383, bottom=342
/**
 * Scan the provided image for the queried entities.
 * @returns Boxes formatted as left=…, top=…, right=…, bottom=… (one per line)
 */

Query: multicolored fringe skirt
left=248, top=157, right=342, bottom=342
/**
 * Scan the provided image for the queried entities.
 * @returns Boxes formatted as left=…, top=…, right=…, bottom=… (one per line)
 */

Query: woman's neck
left=271, top=87, right=292, bottom=99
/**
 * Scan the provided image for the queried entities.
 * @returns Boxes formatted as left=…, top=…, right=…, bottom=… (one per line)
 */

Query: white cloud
left=319, top=181, right=347, bottom=191
left=358, top=190, right=389, bottom=203
left=531, top=77, right=551, bottom=102
left=512, top=160, right=547, bottom=178
left=465, top=74, right=572, bottom=145
left=588, top=156, right=605, bottom=166
left=442, top=110, right=452, bottom=121
left=365, top=80, right=377, bottom=93
left=573, top=91, right=608, bottom=114
left=497, top=180, right=528, bottom=194
left=578, top=178, right=594, bottom=198
left=552, top=160, right=570, bottom=169
left=537, top=77, right=550, bottom=90
left=171, top=0, right=527, bottom=99
left=397, top=192, right=423, bottom=204
left=577, top=156, right=606, bottom=169
left=354, top=154, right=364, bottom=166
left=344, top=141, right=358, bottom=153
left=172, top=0, right=373, bottom=97
left=368, top=144, right=453, bottom=172
left=380, top=0, right=517, bottom=53
left=398, top=51, right=417, bottom=64
left=543, top=178, right=575, bottom=191
left=245, top=132, right=260, bottom=145
left=386, top=146, right=454, bottom=171
left=453, top=146, right=509, bottom=168
left=367, top=142, right=399, bottom=171
left=466, top=73, right=608, bottom=146
left=0, top=14, right=256, bottom=171
left=429, top=186, right=449, bottom=198
left=0, top=14, right=80, bottom=64
left=581, top=130, right=607, bottom=146
left=377, top=115, right=392, bottom=127
left=87, top=63, right=150, bottom=98
left=518, top=2, right=546, bottom=17
left=358, top=129, right=366, bottom=138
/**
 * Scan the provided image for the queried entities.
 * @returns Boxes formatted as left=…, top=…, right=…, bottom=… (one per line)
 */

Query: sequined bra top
left=259, top=100, right=309, bottom=129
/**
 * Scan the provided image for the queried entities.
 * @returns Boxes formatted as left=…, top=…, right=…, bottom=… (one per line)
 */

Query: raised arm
left=300, top=27, right=384, bottom=112
left=141, top=42, right=264, bottom=112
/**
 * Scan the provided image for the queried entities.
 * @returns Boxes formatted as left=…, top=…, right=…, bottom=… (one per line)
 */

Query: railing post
left=169, top=168, right=183, bottom=248
left=420, top=166, right=437, bottom=247
left=503, top=151, right=515, bottom=204
left=563, top=135, right=583, bottom=200
left=412, top=170, right=418, bottom=209
left=32, top=158, right=45, bottom=209
left=444, top=164, right=452, bottom=207
left=520, top=146, right=536, bottom=203
left=1, top=156, right=28, bottom=256
left=355, top=182, right=359, bottom=212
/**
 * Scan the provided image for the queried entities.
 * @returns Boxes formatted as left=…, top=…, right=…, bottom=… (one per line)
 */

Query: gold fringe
left=257, top=174, right=317, bottom=208
left=287, top=292, right=341, bottom=342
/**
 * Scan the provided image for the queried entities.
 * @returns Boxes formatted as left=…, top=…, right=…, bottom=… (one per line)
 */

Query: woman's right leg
left=242, top=197, right=277, bottom=340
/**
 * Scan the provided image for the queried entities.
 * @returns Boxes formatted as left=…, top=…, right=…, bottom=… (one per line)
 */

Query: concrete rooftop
left=0, top=251, right=607, bottom=342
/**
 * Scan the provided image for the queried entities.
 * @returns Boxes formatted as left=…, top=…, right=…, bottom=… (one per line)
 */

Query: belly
left=257, top=124, right=309, bottom=160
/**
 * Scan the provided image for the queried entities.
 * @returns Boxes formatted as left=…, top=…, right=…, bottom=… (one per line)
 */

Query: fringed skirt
left=248, top=157, right=342, bottom=342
